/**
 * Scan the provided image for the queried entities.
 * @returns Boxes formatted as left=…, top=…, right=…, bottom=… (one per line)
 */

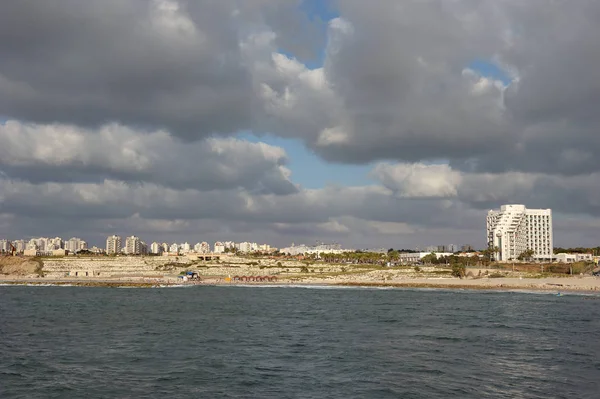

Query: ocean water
left=1, top=286, right=599, bottom=398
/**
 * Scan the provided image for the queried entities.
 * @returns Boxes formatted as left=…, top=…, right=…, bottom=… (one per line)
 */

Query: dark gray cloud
left=0, top=0, right=326, bottom=139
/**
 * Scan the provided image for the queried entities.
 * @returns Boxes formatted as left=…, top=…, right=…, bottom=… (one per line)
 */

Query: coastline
left=2, top=275, right=599, bottom=293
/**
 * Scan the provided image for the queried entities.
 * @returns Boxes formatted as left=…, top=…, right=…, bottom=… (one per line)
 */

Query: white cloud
left=372, top=163, right=462, bottom=198
left=0, top=121, right=296, bottom=194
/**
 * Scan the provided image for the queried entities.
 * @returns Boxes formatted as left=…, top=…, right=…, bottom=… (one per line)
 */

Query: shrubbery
left=451, top=264, right=466, bottom=278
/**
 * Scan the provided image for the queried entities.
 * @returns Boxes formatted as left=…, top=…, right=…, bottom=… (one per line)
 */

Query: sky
left=1, top=0, right=600, bottom=249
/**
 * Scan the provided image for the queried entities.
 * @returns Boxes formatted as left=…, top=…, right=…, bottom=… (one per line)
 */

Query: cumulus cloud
left=0, top=121, right=297, bottom=194
left=372, top=163, right=462, bottom=198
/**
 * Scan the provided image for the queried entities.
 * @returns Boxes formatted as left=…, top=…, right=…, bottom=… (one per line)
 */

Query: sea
left=1, top=285, right=599, bottom=398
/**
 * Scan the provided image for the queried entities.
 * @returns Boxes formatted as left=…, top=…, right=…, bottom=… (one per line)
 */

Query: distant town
left=1, top=204, right=599, bottom=265
left=0, top=234, right=472, bottom=259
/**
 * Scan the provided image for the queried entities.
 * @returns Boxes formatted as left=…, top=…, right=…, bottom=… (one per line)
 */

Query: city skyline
left=2, top=2, right=600, bottom=248
left=0, top=233, right=471, bottom=255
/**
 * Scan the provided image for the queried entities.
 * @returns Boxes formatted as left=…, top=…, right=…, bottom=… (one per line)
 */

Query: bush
left=300, top=266, right=309, bottom=273
left=451, top=264, right=466, bottom=278
left=414, top=266, right=421, bottom=272
left=276, top=262, right=282, bottom=267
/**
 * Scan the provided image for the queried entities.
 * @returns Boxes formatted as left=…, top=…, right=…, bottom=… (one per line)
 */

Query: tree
left=517, top=249, right=535, bottom=262
left=421, top=252, right=438, bottom=265
left=451, top=264, right=466, bottom=278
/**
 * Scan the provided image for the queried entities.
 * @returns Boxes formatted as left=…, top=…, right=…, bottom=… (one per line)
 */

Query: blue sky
left=237, top=132, right=376, bottom=189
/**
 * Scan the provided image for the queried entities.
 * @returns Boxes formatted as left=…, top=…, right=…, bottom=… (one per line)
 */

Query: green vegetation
left=553, top=246, right=600, bottom=255
left=451, top=264, right=466, bottom=278
left=517, top=249, right=535, bottom=261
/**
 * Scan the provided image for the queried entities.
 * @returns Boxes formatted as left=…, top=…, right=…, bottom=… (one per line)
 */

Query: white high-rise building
left=65, top=237, right=86, bottom=253
left=14, top=240, right=26, bottom=253
left=124, top=236, right=142, bottom=255
left=0, top=239, right=10, bottom=253
left=106, top=235, right=122, bottom=255
left=487, top=205, right=553, bottom=262
left=169, top=243, right=179, bottom=254
left=238, top=242, right=252, bottom=253
left=150, top=242, right=163, bottom=255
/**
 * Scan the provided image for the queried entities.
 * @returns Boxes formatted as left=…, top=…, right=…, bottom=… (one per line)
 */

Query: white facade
left=555, top=253, right=593, bottom=263
left=125, top=236, right=143, bottom=255
left=238, top=242, right=252, bottom=253
left=193, top=242, right=210, bottom=253
left=169, top=243, right=180, bottom=254
left=279, top=243, right=352, bottom=256
left=14, top=240, right=26, bottom=253
left=0, top=239, right=10, bottom=253
left=106, top=235, right=122, bottom=254
left=399, top=252, right=455, bottom=264
left=66, top=237, right=85, bottom=253
left=487, top=205, right=553, bottom=262
left=150, top=242, right=163, bottom=255
left=214, top=242, right=225, bottom=253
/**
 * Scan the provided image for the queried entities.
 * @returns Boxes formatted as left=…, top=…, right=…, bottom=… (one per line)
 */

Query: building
left=193, top=242, right=210, bottom=253
left=13, top=240, right=26, bottom=253
left=150, top=242, right=163, bottom=255
left=555, top=253, right=593, bottom=263
left=238, top=242, right=252, bottom=253
left=399, top=252, right=455, bottom=264
left=446, top=244, right=458, bottom=253
left=214, top=242, right=225, bottom=253
left=65, top=237, right=86, bottom=253
left=106, top=235, right=122, bottom=255
left=487, top=205, right=553, bottom=262
left=279, top=243, right=353, bottom=256
left=168, top=243, right=179, bottom=254
left=0, top=239, right=10, bottom=253
left=89, top=246, right=105, bottom=255
left=124, top=236, right=143, bottom=255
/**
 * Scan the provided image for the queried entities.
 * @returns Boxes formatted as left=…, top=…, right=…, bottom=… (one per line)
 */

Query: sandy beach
left=2, top=255, right=599, bottom=292
left=2, top=274, right=600, bottom=293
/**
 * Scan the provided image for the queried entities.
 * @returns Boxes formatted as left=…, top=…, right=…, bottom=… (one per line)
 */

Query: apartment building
left=106, top=235, right=122, bottom=255
left=65, top=237, right=86, bottom=253
left=487, top=205, right=553, bottom=262
left=124, top=236, right=144, bottom=255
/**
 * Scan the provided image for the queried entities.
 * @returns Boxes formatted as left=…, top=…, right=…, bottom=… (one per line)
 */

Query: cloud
left=0, top=121, right=297, bottom=195
left=3, top=1, right=600, bottom=249
left=372, top=163, right=462, bottom=198
left=371, top=161, right=600, bottom=218
left=0, top=0, right=325, bottom=139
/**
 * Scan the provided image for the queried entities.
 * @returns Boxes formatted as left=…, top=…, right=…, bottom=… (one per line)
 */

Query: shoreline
left=2, top=276, right=600, bottom=293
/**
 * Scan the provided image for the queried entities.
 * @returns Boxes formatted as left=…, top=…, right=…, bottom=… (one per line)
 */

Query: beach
left=2, top=274, right=599, bottom=292
left=2, top=255, right=599, bottom=292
